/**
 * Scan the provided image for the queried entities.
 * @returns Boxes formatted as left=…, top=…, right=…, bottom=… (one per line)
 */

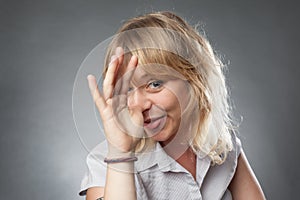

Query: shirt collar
left=135, top=142, right=174, bottom=172
left=135, top=142, right=211, bottom=173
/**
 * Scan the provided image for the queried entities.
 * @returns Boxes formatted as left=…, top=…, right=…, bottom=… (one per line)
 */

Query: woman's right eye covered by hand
left=127, top=86, right=134, bottom=93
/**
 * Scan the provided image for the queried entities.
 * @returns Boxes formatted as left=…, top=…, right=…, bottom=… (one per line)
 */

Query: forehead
left=137, top=62, right=186, bottom=78
left=133, top=66, right=150, bottom=79
left=130, top=67, right=157, bottom=86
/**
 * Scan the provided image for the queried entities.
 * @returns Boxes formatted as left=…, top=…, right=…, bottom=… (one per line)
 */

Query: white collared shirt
left=79, top=134, right=241, bottom=200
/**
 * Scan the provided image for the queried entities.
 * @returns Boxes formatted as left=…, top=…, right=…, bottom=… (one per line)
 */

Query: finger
left=112, top=56, right=138, bottom=111
left=130, top=109, right=145, bottom=138
left=103, top=55, right=118, bottom=100
left=87, top=74, right=106, bottom=110
left=113, top=47, right=124, bottom=88
left=115, top=47, right=124, bottom=68
left=117, top=55, right=138, bottom=95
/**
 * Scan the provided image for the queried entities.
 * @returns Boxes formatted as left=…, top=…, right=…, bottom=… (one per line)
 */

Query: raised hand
left=87, top=47, right=144, bottom=156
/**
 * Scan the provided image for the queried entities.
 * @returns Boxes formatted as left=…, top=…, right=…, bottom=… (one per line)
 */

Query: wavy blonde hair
left=103, top=11, right=235, bottom=165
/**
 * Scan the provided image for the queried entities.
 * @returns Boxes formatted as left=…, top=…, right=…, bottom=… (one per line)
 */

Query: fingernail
left=87, top=74, right=93, bottom=80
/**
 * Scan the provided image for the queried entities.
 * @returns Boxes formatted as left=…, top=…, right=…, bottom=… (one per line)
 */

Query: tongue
left=145, top=118, right=161, bottom=129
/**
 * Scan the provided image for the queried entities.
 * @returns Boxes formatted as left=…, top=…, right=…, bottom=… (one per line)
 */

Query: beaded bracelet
left=104, top=156, right=138, bottom=163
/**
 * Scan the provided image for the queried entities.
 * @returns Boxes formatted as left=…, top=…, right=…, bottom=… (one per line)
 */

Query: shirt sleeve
left=79, top=141, right=146, bottom=198
left=79, top=141, right=108, bottom=196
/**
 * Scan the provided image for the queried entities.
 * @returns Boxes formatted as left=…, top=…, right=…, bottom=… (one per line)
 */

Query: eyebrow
left=130, top=73, right=153, bottom=87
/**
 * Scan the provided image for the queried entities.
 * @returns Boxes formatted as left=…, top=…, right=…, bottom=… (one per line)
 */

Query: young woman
left=79, top=11, right=265, bottom=200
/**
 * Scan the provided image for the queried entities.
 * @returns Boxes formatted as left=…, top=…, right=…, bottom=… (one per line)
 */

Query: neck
left=176, top=147, right=197, bottom=180
left=159, top=137, right=190, bottom=161
left=159, top=138, right=197, bottom=180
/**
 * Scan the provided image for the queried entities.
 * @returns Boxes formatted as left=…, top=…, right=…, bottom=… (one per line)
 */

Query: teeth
left=144, top=119, right=151, bottom=123
left=144, top=115, right=165, bottom=124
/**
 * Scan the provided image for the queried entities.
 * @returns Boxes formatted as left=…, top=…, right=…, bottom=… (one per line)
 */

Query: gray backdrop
left=0, top=0, right=299, bottom=199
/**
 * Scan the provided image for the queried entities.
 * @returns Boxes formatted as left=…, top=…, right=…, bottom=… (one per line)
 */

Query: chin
left=150, top=130, right=176, bottom=145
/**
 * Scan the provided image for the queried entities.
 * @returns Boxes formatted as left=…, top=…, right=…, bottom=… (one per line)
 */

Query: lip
left=144, top=116, right=167, bottom=133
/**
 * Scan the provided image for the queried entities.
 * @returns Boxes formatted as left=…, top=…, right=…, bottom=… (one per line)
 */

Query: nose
left=127, top=88, right=152, bottom=111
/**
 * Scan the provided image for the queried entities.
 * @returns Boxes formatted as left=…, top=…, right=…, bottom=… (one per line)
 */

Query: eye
left=127, top=86, right=134, bottom=93
left=146, top=80, right=164, bottom=91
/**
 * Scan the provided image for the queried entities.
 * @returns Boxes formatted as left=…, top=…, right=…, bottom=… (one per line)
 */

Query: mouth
left=143, top=115, right=167, bottom=133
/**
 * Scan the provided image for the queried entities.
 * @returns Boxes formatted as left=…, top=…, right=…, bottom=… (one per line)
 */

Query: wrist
left=106, top=157, right=136, bottom=173
left=107, top=146, right=135, bottom=158
left=105, top=147, right=137, bottom=173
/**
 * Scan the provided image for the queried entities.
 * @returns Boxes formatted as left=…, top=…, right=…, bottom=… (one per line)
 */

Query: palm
left=87, top=47, right=143, bottom=153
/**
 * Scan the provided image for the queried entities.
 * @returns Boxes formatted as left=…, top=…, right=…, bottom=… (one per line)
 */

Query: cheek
left=165, top=81, right=190, bottom=112
left=166, top=95, right=182, bottom=119
left=170, top=92, right=189, bottom=116
left=177, top=84, right=190, bottom=108
left=156, top=91, right=185, bottom=117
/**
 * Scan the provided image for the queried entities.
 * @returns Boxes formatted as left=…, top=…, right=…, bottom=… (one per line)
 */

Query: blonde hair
left=103, top=11, right=235, bottom=165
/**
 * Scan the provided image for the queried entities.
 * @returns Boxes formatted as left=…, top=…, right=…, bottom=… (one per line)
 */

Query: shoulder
left=228, top=143, right=266, bottom=199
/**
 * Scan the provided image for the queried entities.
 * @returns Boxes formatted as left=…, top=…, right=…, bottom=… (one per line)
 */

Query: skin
left=87, top=47, right=138, bottom=200
left=228, top=150, right=266, bottom=199
left=127, top=66, right=190, bottom=145
left=86, top=47, right=266, bottom=200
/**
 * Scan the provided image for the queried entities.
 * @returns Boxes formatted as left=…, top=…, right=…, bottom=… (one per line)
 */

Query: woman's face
left=126, top=66, right=190, bottom=146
